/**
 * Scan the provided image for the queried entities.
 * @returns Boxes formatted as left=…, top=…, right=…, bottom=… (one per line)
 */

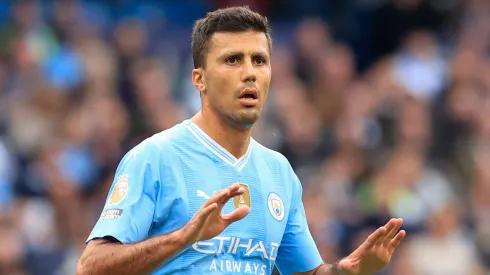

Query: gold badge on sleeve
left=108, top=174, right=129, bottom=205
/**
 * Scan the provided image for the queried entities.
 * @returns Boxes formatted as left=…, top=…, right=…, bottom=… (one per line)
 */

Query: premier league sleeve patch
left=108, top=174, right=129, bottom=206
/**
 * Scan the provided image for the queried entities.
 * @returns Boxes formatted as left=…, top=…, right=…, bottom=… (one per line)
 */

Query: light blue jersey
left=87, top=119, right=323, bottom=275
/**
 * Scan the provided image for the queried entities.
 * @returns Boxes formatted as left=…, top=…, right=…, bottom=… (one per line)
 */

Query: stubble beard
left=223, top=107, right=260, bottom=131
left=204, top=90, right=263, bottom=131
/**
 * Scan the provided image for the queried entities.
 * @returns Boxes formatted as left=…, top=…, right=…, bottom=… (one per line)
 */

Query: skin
left=191, top=30, right=271, bottom=159
left=76, top=30, right=406, bottom=275
left=77, top=184, right=249, bottom=275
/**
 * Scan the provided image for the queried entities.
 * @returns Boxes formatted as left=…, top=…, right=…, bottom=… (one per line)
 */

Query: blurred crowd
left=1, top=0, right=490, bottom=274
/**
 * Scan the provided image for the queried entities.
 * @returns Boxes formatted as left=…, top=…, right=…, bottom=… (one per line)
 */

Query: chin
left=229, top=110, right=261, bottom=130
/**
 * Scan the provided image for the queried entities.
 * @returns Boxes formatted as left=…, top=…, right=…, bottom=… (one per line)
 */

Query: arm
left=77, top=179, right=249, bottom=275
left=77, top=183, right=248, bottom=275
left=315, top=264, right=345, bottom=275
left=77, top=142, right=167, bottom=275
left=295, top=262, right=344, bottom=275
left=295, top=219, right=406, bottom=275
left=77, top=231, right=189, bottom=275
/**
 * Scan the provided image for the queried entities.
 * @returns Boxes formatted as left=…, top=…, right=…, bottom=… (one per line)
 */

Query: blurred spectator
left=404, top=200, right=486, bottom=275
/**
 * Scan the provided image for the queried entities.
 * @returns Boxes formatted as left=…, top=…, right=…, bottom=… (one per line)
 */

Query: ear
left=192, top=68, right=206, bottom=94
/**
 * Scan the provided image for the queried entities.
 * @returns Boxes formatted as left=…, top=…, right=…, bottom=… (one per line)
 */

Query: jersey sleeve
left=86, top=141, right=160, bottom=244
left=275, top=170, right=323, bottom=275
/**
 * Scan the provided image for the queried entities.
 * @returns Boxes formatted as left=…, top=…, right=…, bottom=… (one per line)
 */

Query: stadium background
left=0, top=0, right=490, bottom=274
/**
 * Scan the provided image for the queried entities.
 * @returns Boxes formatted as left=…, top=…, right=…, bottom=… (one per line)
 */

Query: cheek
left=260, top=66, right=272, bottom=82
left=208, top=68, right=228, bottom=84
left=206, top=76, right=234, bottom=103
left=259, top=69, right=271, bottom=95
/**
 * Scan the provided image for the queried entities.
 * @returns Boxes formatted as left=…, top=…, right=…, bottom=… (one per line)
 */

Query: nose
left=241, top=59, right=256, bottom=83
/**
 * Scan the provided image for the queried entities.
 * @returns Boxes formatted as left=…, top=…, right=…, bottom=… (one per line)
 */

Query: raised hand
left=338, top=218, right=406, bottom=275
left=180, top=184, right=250, bottom=245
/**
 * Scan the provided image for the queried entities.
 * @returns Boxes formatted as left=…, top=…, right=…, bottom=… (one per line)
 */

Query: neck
left=191, top=110, right=252, bottom=159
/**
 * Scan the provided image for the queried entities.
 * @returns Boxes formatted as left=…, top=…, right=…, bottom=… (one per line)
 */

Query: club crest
left=267, top=192, right=284, bottom=221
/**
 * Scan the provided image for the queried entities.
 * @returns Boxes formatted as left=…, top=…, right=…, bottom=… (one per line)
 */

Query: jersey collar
left=187, top=121, right=253, bottom=172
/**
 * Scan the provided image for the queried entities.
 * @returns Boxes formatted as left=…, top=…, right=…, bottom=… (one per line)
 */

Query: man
left=77, top=6, right=406, bottom=275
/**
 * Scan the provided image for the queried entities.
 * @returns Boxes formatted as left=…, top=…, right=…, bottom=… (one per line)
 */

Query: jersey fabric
left=87, top=119, right=323, bottom=275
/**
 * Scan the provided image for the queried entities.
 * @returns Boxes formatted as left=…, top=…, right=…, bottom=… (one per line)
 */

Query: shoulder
left=252, top=139, right=295, bottom=176
left=146, top=120, right=191, bottom=151
left=252, top=140, right=303, bottom=206
left=253, top=139, right=291, bottom=166
left=123, top=121, right=191, bottom=164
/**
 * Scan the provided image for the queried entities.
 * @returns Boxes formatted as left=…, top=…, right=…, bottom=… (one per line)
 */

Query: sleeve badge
left=108, top=174, right=129, bottom=206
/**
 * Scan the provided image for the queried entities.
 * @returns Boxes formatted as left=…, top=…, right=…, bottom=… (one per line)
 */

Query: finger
left=190, top=202, right=218, bottom=231
left=185, top=202, right=218, bottom=241
left=218, top=187, right=245, bottom=209
left=198, top=203, right=218, bottom=221
left=362, top=226, right=387, bottom=250
left=203, top=189, right=231, bottom=207
left=222, top=205, right=250, bottom=225
left=382, top=218, right=403, bottom=246
left=205, top=184, right=243, bottom=206
left=229, top=187, right=245, bottom=197
left=225, top=183, right=241, bottom=194
left=389, top=230, right=406, bottom=253
left=217, top=186, right=245, bottom=206
left=376, top=219, right=396, bottom=246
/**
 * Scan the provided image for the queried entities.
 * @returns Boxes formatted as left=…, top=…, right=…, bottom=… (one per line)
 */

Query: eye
left=254, top=57, right=266, bottom=65
left=226, top=56, right=239, bottom=65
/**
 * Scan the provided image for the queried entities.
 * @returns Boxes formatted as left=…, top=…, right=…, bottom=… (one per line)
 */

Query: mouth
left=238, top=88, right=259, bottom=107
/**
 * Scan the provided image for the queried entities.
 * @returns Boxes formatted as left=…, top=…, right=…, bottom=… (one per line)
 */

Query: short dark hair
left=191, top=6, right=272, bottom=69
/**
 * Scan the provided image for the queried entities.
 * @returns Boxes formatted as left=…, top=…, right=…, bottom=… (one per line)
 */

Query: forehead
left=207, top=31, right=270, bottom=56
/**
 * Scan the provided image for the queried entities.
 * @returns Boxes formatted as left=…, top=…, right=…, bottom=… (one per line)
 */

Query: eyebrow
left=219, top=51, right=269, bottom=59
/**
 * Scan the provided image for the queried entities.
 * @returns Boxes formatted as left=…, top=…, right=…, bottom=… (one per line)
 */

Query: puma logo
left=196, top=190, right=217, bottom=200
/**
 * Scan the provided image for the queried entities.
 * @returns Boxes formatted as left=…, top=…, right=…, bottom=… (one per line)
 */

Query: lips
left=238, top=88, right=258, bottom=100
left=238, top=88, right=259, bottom=107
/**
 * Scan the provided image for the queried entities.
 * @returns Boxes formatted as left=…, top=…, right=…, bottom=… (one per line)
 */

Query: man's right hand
left=77, top=184, right=250, bottom=275
left=180, top=183, right=250, bottom=245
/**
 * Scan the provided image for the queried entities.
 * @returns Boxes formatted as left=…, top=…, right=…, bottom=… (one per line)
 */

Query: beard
left=203, top=85, right=265, bottom=131
left=209, top=102, right=262, bottom=131
left=226, top=108, right=261, bottom=130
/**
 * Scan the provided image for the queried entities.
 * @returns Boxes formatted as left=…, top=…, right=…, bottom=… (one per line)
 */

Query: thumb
left=222, top=206, right=250, bottom=225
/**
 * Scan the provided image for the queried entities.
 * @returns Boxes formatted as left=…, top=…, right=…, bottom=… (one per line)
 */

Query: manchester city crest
left=267, top=192, right=284, bottom=221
